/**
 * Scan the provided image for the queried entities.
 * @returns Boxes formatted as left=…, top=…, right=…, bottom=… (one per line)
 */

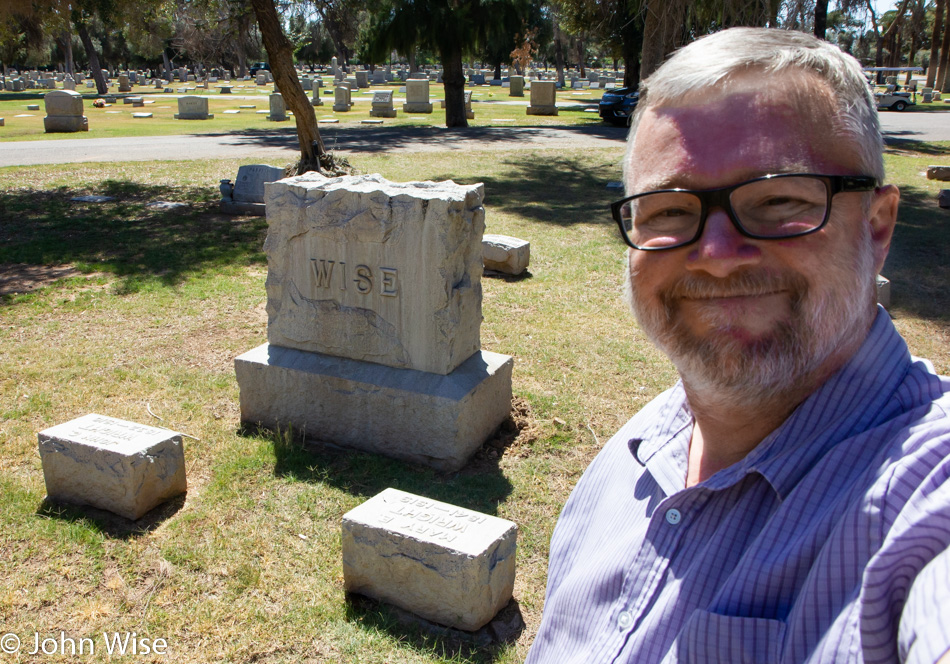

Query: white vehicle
left=875, top=91, right=915, bottom=112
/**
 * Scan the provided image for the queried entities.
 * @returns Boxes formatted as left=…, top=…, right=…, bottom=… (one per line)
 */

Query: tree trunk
left=249, top=0, right=327, bottom=170
left=494, top=62, right=502, bottom=80
left=59, top=31, right=75, bottom=74
left=640, top=0, right=684, bottom=79
left=576, top=38, right=585, bottom=77
left=441, top=42, right=467, bottom=128
left=814, top=0, right=829, bottom=39
left=940, top=3, right=950, bottom=91
left=553, top=19, right=565, bottom=88
left=76, top=22, right=107, bottom=95
left=409, top=50, right=417, bottom=73
left=928, top=0, right=944, bottom=87
left=623, top=50, right=640, bottom=89
left=162, top=50, right=173, bottom=79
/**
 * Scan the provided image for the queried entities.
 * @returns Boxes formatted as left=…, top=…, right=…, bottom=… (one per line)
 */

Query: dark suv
left=599, top=87, right=639, bottom=126
left=249, top=62, right=270, bottom=75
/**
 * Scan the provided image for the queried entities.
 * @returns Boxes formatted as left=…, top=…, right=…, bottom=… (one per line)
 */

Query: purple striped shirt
left=526, top=309, right=950, bottom=664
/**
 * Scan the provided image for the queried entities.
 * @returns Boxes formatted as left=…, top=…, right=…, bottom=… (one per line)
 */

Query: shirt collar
left=626, top=307, right=911, bottom=500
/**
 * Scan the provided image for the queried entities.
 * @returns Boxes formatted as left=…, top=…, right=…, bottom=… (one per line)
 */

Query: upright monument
left=235, top=173, right=513, bottom=471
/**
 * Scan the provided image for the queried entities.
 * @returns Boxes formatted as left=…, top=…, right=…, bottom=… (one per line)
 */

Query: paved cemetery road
left=0, top=125, right=630, bottom=167
left=1, top=111, right=948, bottom=167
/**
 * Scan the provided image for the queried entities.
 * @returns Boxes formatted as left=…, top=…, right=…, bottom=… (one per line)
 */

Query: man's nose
left=686, top=208, right=762, bottom=277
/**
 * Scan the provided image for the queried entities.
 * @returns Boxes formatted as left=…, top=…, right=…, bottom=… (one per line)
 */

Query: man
left=525, top=28, right=950, bottom=664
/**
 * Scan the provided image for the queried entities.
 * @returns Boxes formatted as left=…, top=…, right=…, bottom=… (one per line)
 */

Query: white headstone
left=342, top=488, right=517, bottom=631
left=38, top=414, right=187, bottom=520
left=175, top=95, right=212, bottom=119
left=232, top=164, right=285, bottom=203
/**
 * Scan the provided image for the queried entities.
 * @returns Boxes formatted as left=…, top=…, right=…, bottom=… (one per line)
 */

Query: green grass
left=0, top=82, right=607, bottom=142
left=0, top=141, right=947, bottom=663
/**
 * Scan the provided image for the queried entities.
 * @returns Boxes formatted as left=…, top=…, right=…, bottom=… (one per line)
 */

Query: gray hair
left=625, top=27, right=884, bottom=185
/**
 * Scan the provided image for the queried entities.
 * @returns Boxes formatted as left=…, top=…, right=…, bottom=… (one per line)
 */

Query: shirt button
left=665, top=508, right=682, bottom=525
left=617, top=610, right=633, bottom=630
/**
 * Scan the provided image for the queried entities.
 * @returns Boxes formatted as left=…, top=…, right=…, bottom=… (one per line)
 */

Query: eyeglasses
left=610, top=173, right=878, bottom=251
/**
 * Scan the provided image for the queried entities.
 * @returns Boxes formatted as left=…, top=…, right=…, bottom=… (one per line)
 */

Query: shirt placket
left=588, top=493, right=696, bottom=663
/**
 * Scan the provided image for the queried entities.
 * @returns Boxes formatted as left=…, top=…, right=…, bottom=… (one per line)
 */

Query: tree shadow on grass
left=883, top=183, right=950, bottom=323
left=257, top=420, right=516, bottom=516
left=885, top=138, right=950, bottom=157
left=430, top=152, right=623, bottom=227
left=0, top=180, right=267, bottom=302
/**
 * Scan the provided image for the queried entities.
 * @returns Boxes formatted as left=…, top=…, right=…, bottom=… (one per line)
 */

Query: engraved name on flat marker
left=342, top=487, right=518, bottom=630
left=47, top=414, right=176, bottom=453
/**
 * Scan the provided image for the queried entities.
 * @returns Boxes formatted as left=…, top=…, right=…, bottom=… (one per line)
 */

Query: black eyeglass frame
left=610, top=173, right=878, bottom=251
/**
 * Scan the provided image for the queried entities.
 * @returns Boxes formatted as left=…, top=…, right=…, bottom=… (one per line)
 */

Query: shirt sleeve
left=898, top=539, right=950, bottom=663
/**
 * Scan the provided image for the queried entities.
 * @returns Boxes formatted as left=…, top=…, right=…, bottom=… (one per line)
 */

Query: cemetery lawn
left=1, top=142, right=948, bottom=663
left=0, top=86, right=607, bottom=142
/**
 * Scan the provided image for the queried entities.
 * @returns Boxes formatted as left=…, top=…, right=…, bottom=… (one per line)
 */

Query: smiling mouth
left=683, top=290, right=786, bottom=301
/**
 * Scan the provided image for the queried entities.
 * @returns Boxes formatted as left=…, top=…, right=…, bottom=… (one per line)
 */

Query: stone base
left=174, top=113, right=214, bottom=119
left=220, top=200, right=266, bottom=216
left=343, top=488, right=517, bottom=631
left=403, top=102, right=433, bottom=113
left=526, top=106, right=558, bottom=116
left=370, top=108, right=397, bottom=117
left=269, top=114, right=287, bottom=121
left=311, top=99, right=324, bottom=106
left=38, top=414, right=187, bottom=521
left=43, top=116, right=88, bottom=132
left=332, top=103, right=351, bottom=112
left=235, top=344, right=514, bottom=472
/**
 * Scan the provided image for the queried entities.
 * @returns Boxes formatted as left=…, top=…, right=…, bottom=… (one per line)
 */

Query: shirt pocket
left=675, top=609, right=786, bottom=664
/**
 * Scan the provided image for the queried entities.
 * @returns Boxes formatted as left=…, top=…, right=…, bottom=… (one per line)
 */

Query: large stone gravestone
left=333, top=86, right=352, bottom=112
left=175, top=95, right=213, bottom=119
left=63, top=74, right=76, bottom=91
left=509, top=75, right=525, bottom=97
left=342, top=488, right=517, bottom=631
left=403, top=79, right=433, bottom=113
left=311, top=85, right=324, bottom=106
left=370, top=89, right=396, bottom=117
left=43, top=89, right=88, bottom=133
left=269, top=93, right=287, bottom=121
left=38, top=414, right=187, bottom=520
left=355, top=70, right=369, bottom=88
left=234, top=173, right=514, bottom=471
left=118, top=73, right=132, bottom=92
left=527, top=80, right=558, bottom=115
left=220, top=164, right=284, bottom=215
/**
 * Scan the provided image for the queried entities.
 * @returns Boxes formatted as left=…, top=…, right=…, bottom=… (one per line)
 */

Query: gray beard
left=625, top=232, right=876, bottom=410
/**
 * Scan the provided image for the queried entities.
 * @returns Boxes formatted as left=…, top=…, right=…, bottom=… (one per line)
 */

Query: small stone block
left=939, top=189, right=950, bottom=208
left=342, top=487, right=517, bottom=631
left=38, top=414, right=187, bottom=520
left=362, top=118, right=384, bottom=123
left=223, top=109, right=240, bottom=114
left=27, top=104, right=40, bottom=110
left=131, top=112, right=153, bottom=118
left=927, top=166, right=950, bottom=181
left=876, top=274, right=891, bottom=309
left=482, top=234, right=530, bottom=275
left=319, top=118, right=339, bottom=123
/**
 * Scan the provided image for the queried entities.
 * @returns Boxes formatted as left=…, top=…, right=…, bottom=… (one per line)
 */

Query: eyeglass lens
left=620, top=176, right=830, bottom=249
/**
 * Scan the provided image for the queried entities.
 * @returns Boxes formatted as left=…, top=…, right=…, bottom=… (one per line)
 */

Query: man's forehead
left=626, top=73, right=850, bottom=189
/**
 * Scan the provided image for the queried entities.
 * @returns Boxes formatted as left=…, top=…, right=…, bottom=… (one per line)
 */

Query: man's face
left=624, top=74, right=896, bottom=404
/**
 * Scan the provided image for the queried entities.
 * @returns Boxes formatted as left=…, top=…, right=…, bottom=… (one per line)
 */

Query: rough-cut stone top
left=38, top=413, right=179, bottom=456
left=263, top=173, right=485, bottom=375
left=343, top=488, right=517, bottom=557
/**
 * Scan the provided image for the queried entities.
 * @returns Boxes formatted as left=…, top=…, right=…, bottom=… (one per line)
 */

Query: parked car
left=875, top=90, right=914, bottom=111
left=599, top=87, right=639, bottom=126
left=249, top=62, right=270, bottom=76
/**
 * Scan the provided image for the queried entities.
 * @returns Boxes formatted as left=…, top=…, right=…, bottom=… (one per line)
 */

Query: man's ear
left=868, top=184, right=900, bottom=274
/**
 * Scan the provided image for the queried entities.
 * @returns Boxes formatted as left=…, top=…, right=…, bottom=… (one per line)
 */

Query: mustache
left=660, top=271, right=808, bottom=303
